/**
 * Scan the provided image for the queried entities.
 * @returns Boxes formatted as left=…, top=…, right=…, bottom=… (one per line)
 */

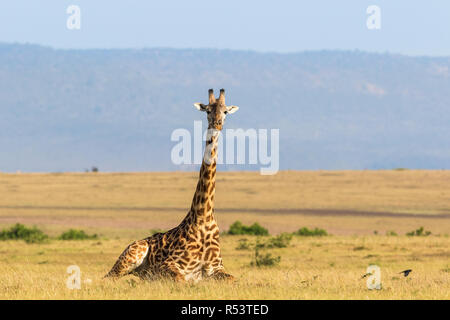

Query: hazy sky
left=0, top=0, right=449, bottom=55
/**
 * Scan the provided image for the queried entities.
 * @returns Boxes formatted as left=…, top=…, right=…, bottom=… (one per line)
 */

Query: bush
left=293, top=227, right=328, bottom=237
left=0, top=223, right=48, bottom=244
left=227, top=221, right=269, bottom=236
left=386, top=230, right=398, bottom=236
left=58, top=229, right=98, bottom=240
left=250, top=246, right=280, bottom=267
left=265, top=233, right=293, bottom=248
left=236, top=238, right=251, bottom=250
left=236, top=233, right=292, bottom=250
left=406, top=226, right=431, bottom=237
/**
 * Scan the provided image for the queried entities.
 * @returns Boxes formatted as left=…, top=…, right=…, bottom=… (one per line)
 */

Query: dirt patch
left=0, top=205, right=448, bottom=219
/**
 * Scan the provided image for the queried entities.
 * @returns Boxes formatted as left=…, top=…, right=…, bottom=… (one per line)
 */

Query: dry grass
left=1, top=170, right=450, bottom=214
left=0, top=170, right=449, bottom=299
left=0, top=236, right=448, bottom=299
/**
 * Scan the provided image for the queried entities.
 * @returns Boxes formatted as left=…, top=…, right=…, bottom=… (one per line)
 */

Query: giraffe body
left=105, top=89, right=238, bottom=282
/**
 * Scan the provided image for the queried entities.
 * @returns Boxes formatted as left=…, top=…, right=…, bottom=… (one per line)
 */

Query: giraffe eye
left=224, top=111, right=228, bottom=115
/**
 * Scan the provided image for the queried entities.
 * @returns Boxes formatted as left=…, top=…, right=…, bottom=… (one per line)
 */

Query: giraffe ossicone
left=104, top=89, right=239, bottom=282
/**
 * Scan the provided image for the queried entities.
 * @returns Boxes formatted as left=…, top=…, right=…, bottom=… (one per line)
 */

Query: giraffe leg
left=104, top=239, right=150, bottom=279
left=160, top=261, right=186, bottom=282
left=204, top=257, right=234, bottom=281
left=210, top=270, right=234, bottom=281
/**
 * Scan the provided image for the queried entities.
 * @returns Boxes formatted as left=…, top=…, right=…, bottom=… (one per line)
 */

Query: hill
left=0, top=43, right=449, bottom=171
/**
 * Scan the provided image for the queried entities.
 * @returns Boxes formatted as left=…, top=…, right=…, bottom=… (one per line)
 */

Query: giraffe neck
left=184, top=129, right=219, bottom=227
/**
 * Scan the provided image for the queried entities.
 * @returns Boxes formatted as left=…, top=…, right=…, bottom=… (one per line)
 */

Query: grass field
left=0, top=170, right=449, bottom=299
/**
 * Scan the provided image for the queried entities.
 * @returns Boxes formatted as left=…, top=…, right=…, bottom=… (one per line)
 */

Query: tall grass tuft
left=406, top=226, right=431, bottom=237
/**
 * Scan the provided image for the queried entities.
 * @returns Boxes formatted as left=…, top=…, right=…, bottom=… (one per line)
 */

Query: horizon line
left=2, top=41, right=450, bottom=59
left=1, top=168, right=447, bottom=175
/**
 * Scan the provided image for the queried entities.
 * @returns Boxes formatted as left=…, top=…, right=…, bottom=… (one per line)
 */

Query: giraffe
left=104, top=89, right=239, bottom=282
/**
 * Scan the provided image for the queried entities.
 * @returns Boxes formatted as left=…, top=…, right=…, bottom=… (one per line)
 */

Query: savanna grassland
left=0, top=170, right=449, bottom=299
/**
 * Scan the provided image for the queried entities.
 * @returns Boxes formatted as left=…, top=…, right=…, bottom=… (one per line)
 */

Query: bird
left=399, top=269, right=412, bottom=277
left=361, top=273, right=372, bottom=279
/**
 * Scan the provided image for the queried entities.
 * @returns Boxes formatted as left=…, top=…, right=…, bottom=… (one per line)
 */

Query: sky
left=0, top=0, right=449, bottom=55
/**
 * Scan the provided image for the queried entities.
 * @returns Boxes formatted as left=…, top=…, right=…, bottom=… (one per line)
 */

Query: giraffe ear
left=194, top=103, right=209, bottom=112
left=226, top=105, right=239, bottom=114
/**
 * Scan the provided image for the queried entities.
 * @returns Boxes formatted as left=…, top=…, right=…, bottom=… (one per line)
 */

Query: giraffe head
left=193, top=89, right=239, bottom=131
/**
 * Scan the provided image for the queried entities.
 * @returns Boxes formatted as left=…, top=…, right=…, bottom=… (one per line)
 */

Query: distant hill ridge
left=0, top=43, right=449, bottom=172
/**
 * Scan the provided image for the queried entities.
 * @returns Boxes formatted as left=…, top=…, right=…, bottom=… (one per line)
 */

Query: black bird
left=399, top=269, right=412, bottom=277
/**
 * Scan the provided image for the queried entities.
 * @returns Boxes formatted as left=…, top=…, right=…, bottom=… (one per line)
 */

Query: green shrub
left=406, top=226, right=431, bottom=237
left=265, top=233, right=293, bottom=248
left=293, top=227, right=328, bottom=237
left=250, top=246, right=280, bottom=267
left=236, top=233, right=292, bottom=250
left=227, top=221, right=269, bottom=236
left=0, top=223, right=48, bottom=244
left=386, top=230, right=398, bottom=236
left=236, top=238, right=251, bottom=250
left=58, top=229, right=98, bottom=240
